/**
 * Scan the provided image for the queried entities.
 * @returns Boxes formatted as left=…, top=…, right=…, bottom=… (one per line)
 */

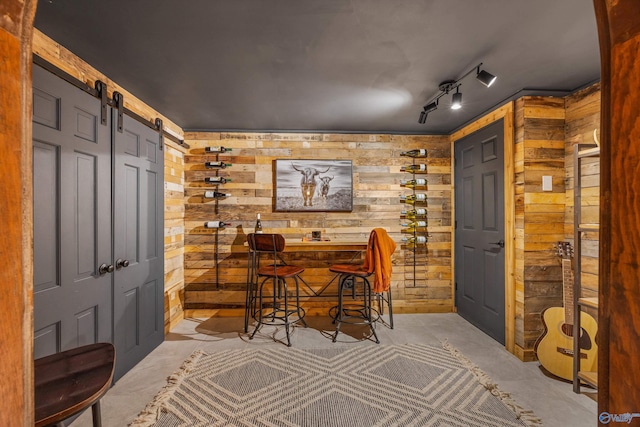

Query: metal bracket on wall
left=113, top=91, right=124, bottom=133
left=155, top=118, right=164, bottom=151
left=95, top=80, right=108, bottom=126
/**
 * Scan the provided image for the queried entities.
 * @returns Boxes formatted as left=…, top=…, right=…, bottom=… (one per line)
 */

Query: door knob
left=98, top=263, right=114, bottom=275
left=489, top=240, right=505, bottom=248
left=116, top=258, right=130, bottom=269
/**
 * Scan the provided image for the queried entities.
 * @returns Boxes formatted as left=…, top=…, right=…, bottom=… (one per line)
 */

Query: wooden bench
left=35, top=343, right=115, bottom=427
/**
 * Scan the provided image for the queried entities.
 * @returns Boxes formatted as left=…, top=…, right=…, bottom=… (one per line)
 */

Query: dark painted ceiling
left=34, top=0, right=600, bottom=134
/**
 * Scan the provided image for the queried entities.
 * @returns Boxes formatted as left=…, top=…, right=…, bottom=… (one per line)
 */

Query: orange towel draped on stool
left=362, top=228, right=396, bottom=293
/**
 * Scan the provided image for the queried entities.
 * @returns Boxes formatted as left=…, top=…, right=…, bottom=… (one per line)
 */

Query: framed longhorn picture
left=274, top=159, right=353, bottom=212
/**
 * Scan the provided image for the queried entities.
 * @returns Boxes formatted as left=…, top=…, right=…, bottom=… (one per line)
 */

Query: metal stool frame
left=331, top=271, right=380, bottom=343
left=245, top=233, right=307, bottom=346
left=329, top=231, right=394, bottom=343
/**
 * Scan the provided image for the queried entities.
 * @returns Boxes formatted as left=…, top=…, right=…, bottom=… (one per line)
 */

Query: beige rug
left=130, top=342, right=542, bottom=427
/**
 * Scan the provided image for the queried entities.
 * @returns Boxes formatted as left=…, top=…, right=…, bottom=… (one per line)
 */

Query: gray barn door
left=454, top=120, right=505, bottom=344
left=32, top=65, right=113, bottom=358
left=112, top=114, right=165, bottom=380
left=33, top=65, right=165, bottom=380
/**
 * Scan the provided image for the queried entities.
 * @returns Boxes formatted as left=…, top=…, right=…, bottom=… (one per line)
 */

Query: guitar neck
left=562, top=258, right=574, bottom=324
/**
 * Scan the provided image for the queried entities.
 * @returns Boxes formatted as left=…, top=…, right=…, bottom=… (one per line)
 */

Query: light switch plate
left=542, top=175, right=553, bottom=191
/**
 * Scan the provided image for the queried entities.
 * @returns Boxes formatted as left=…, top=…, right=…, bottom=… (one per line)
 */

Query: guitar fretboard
left=562, top=258, right=574, bottom=325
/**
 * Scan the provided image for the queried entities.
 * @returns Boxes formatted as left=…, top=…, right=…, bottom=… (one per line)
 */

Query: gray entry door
left=454, top=120, right=505, bottom=344
left=112, top=113, right=165, bottom=380
left=32, top=65, right=113, bottom=358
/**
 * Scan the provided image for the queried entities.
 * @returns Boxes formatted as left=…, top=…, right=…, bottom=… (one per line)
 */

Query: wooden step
left=578, top=370, right=598, bottom=388
left=579, top=297, right=599, bottom=309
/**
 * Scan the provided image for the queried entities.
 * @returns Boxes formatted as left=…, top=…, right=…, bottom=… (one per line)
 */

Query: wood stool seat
left=329, top=264, right=369, bottom=276
left=35, top=343, right=116, bottom=427
left=257, top=264, right=305, bottom=278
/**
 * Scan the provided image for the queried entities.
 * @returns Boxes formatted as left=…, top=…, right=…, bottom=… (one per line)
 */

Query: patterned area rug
left=130, top=343, right=542, bottom=427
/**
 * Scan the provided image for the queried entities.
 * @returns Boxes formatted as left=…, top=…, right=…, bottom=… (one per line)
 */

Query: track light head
left=451, top=90, right=462, bottom=110
left=423, top=101, right=438, bottom=113
left=476, top=69, right=497, bottom=87
left=418, top=100, right=438, bottom=123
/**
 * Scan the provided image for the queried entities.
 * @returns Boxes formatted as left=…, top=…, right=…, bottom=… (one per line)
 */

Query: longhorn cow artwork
left=274, top=160, right=353, bottom=212
left=318, top=176, right=334, bottom=201
left=291, top=163, right=330, bottom=206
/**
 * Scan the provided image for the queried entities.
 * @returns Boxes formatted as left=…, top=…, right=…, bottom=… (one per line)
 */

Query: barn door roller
left=112, top=91, right=124, bottom=133
left=155, top=118, right=164, bottom=151
left=95, top=80, right=108, bottom=126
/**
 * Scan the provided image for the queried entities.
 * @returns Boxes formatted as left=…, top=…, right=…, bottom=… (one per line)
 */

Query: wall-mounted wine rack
left=400, top=149, right=428, bottom=287
left=203, top=146, right=232, bottom=288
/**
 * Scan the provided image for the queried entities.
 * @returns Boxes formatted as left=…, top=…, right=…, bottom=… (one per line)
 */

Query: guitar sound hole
left=561, top=323, right=593, bottom=350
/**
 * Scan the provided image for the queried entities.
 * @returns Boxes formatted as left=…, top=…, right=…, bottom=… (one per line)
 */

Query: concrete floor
left=70, top=313, right=597, bottom=426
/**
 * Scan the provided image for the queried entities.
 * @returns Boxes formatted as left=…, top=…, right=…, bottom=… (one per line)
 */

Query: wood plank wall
left=564, top=84, right=601, bottom=317
left=514, top=96, right=567, bottom=361
left=182, top=132, right=453, bottom=317
left=164, top=142, right=187, bottom=332
left=32, top=30, right=187, bottom=334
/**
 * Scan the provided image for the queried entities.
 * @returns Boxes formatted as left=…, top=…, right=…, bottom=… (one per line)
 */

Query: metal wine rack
left=204, top=147, right=232, bottom=288
left=401, top=150, right=428, bottom=287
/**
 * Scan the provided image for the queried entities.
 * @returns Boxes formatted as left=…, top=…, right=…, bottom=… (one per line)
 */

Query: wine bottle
left=205, top=161, right=232, bottom=169
left=402, top=235, right=427, bottom=244
left=255, top=213, right=263, bottom=234
left=204, top=221, right=231, bottom=229
left=400, top=178, right=427, bottom=188
left=400, top=194, right=426, bottom=204
left=401, top=220, right=427, bottom=230
left=205, top=146, right=232, bottom=153
left=400, top=164, right=427, bottom=173
left=204, top=191, right=231, bottom=199
left=204, top=176, right=231, bottom=184
left=400, top=149, right=427, bottom=158
left=401, top=208, right=427, bottom=219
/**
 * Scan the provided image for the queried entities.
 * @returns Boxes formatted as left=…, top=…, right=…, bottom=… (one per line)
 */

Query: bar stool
left=247, top=233, right=307, bottom=346
left=329, top=264, right=381, bottom=343
left=329, top=228, right=395, bottom=343
left=34, top=342, right=116, bottom=427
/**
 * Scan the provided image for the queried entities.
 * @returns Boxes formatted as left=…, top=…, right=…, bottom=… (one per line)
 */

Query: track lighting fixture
left=451, top=88, right=462, bottom=110
left=476, top=67, right=497, bottom=87
left=417, top=62, right=496, bottom=124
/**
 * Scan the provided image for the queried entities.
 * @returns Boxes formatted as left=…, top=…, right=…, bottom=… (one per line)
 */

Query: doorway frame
left=4, top=1, right=640, bottom=423
left=450, top=102, right=516, bottom=355
left=0, top=1, right=37, bottom=425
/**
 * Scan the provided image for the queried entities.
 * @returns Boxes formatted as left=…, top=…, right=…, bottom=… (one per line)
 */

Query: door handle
left=116, top=258, right=130, bottom=269
left=98, top=263, right=114, bottom=275
left=489, top=240, right=505, bottom=248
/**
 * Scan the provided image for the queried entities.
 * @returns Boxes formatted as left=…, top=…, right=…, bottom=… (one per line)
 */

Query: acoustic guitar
left=534, top=241, right=597, bottom=381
